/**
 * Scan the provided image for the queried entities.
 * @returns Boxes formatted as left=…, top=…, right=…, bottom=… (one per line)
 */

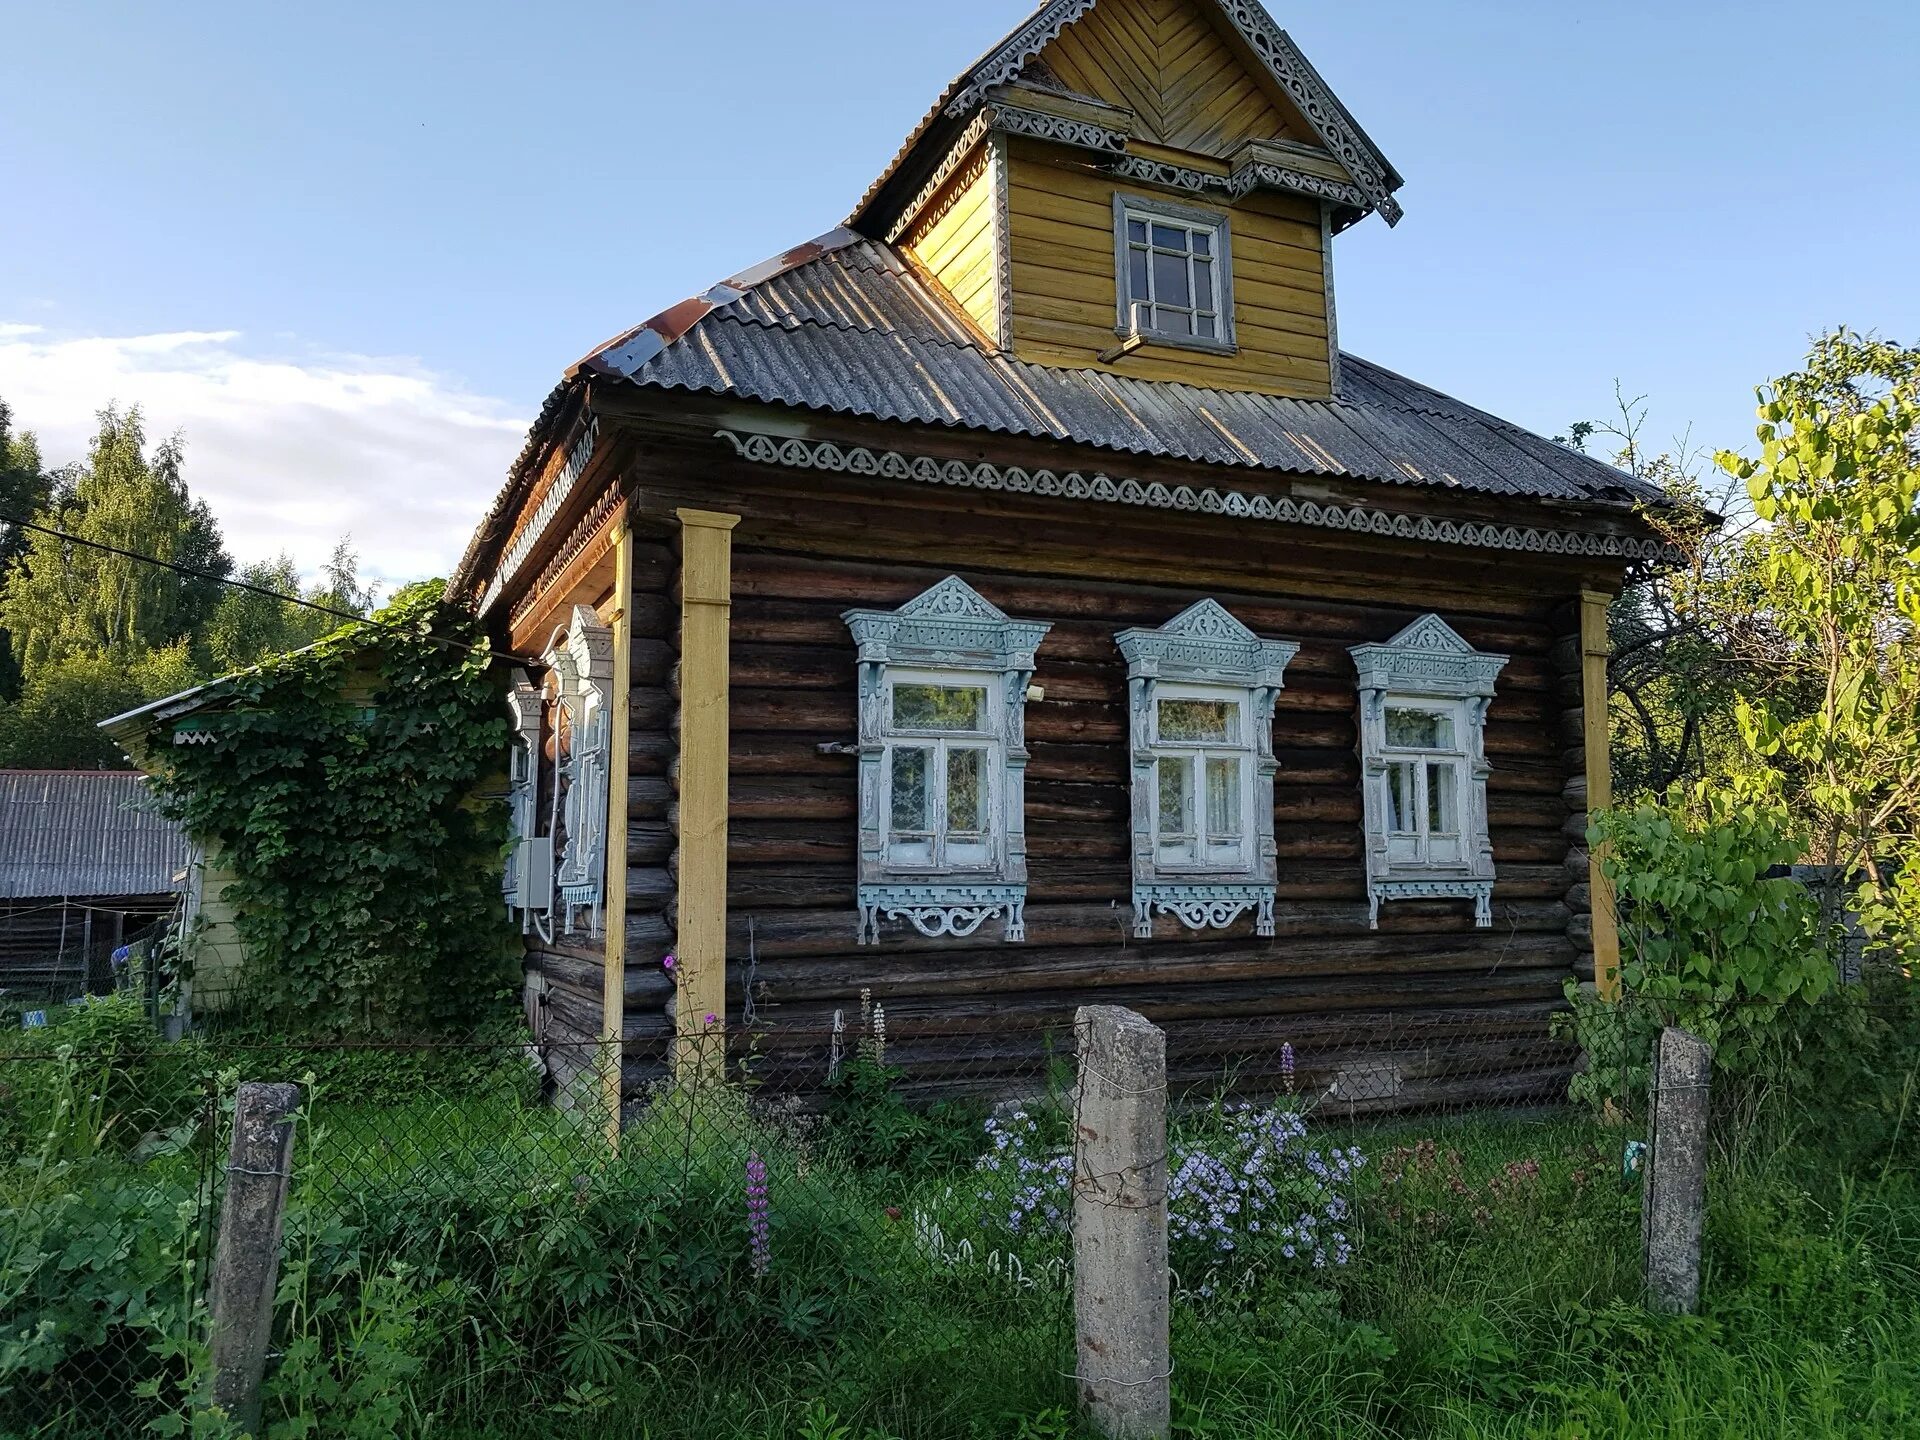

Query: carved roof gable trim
left=940, top=0, right=1402, bottom=225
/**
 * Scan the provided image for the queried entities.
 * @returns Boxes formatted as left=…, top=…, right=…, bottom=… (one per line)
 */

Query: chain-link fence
left=4, top=979, right=1917, bottom=1438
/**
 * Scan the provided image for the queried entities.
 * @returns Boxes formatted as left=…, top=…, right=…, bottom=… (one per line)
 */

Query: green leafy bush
left=1597, top=784, right=1833, bottom=1025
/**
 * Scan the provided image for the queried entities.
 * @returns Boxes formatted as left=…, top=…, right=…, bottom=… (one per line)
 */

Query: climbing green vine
left=152, top=582, right=519, bottom=1035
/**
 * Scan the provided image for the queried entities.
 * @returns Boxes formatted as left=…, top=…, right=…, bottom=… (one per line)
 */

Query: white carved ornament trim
left=944, top=0, right=1099, bottom=116
left=887, top=111, right=994, bottom=244
left=480, top=415, right=599, bottom=616
left=1350, top=614, right=1508, bottom=931
left=716, top=431, right=1675, bottom=564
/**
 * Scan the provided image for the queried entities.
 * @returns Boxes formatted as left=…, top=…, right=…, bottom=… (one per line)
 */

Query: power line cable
left=0, top=510, right=531, bottom=667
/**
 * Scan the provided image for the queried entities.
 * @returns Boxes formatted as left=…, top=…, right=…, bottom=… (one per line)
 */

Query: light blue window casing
left=844, top=577, right=1052, bottom=945
left=1350, top=614, right=1509, bottom=928
left=1116, top=600, right=1299, bottom=938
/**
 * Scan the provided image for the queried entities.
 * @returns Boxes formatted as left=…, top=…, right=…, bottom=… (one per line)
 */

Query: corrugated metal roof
left=0, top=771, right=189, bottom=900
left=594, top=238, right=1665, bottom=508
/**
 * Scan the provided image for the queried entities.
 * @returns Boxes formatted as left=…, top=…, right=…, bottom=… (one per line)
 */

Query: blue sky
left=2, top=0, right=1915, bottom=583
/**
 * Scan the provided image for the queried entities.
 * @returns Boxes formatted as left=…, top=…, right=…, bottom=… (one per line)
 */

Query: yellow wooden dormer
left=850, top=0, right=1403, bottom=401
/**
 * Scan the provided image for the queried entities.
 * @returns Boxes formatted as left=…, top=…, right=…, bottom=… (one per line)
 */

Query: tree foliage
left=149, top=584, right=518, bottom=1035
left=1710, top=330, right=1920, bottom=948
left=0, top=398, right=377, bottom=768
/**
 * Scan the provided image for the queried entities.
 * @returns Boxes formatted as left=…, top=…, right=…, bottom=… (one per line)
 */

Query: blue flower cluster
left=1168, top=1103, right=1362, bottom=1270
left=969, top=1101, right=1363, bottom=1274
left=974, top=1109, right=1073, bottom=1236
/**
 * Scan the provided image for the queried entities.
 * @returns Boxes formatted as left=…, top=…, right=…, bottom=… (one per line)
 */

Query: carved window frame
left=1350, top=615, right=1509, bottom=929
left=510, top=605, right=615, bottom=944
left=844, top=577, right=1052, bottom=945
left=1112, top=192, right=1238, bottom=356
left=1116, top=600, right=1299, bottom=939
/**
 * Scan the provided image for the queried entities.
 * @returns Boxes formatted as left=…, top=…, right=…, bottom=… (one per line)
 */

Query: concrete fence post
left=1072, top=1005, right=1171, bottom=1440
left=205, top=1081, right=301, bottom=1435
left=1643, top=1028, right=1712, bottom=1315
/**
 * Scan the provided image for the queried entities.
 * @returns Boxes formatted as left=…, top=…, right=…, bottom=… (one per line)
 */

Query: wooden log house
left=451, top=0, right=1670, bottom=1109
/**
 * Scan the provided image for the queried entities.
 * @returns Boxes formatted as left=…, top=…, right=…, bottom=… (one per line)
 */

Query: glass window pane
left=1151, top=223, right=1187, bottom=252
left=1157, top=756, right=1191, bottom=839
left=1193, top=256, right=1214, bottom=309
left=893, top=683, right=986, bottom=732
left=1127, top=218, right=1148, bottom=243
left=1197, top=314, right=1217, bottom=338
left=947, top=748, right=985, bottom=834
left=891, top=747, right=930, bottom=832
left=1385, top=707, right=1444, bottom=749
left=1157, top=698, right=1237, bottom=742
left=1153, top=249, right=1191, bottom=308
left=1206, top=757, right=1241, bottom=839
left=1386, top=762, right=1416, bottom=834
left=1128, top=246, right=1150, bottom=305
left=1427, top=761, right=1458, bottom=834
left=1193, top=230, right=1212, bottom=257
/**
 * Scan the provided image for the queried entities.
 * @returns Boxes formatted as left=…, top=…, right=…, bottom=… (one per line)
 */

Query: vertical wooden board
left=906, top=151, right=1002, bottom=343
left=601, top=516, right=634, bottom=1139
left=1580, top=590, right=1621, bottom=1000
left=677, top=509, right=741, bottom=1052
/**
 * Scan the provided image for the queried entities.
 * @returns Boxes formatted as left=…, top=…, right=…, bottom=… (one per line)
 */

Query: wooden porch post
left=601, top=514, right=634, bottom=1143
left=675, top=509, right=740, bottom=1070
left=1580, top=589, right=1622, bottom=1001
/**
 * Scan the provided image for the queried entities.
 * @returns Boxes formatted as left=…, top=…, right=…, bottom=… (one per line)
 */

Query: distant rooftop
left=0, top=770, right=190, bottom=900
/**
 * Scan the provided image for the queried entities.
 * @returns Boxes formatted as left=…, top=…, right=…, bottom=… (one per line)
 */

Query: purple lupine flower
left=1281, top=1042, right=1296, bottom=1093
left=745, top=1151, right=771, bottom=1278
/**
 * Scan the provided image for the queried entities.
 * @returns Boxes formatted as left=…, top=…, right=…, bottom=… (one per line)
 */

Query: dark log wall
left=525, top=516, right=680, bottom=1098
left=610, top=430, right=1623, bottom=1106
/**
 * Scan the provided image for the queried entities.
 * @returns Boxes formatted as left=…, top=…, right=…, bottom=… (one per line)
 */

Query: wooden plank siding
left=1041, top=0, right=1308, bottom=155
left=904, top=151, right=1000, bottom=343
left=1006, top=139, right=1333, bottom=396
left=612, top=432, right=1613, bottom=1100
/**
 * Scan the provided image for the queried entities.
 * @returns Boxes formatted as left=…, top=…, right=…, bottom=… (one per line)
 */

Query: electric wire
left=0, top=510, right=531, bottom=667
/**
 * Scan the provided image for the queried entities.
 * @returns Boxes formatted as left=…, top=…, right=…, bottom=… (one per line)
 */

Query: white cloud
left=0, top=325, right=530, bottom=592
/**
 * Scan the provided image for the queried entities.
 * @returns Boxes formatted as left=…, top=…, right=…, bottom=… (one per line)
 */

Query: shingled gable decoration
left=453, top=0, right=1664, bottom=1102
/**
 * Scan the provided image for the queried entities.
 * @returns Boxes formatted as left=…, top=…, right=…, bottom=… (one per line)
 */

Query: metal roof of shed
left=0, top=771, right=189, bottom=901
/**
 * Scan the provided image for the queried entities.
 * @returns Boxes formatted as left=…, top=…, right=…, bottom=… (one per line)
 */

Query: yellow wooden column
left=675, top=509, right=739, bottom=1070
left=600, top=517, right=634, bottom=1144
left=1581, top=589, right=1623, bottom=1000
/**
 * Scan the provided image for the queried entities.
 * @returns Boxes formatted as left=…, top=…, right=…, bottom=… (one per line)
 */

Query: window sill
left=1111, top=327, right=1238, bottom=359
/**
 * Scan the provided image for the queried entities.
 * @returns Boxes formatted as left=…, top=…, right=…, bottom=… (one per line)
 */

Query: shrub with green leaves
left=1590, top=783, right=1834, bottom=1062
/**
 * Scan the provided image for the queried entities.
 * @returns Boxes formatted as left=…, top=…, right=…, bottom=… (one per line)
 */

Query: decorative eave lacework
left=716, top=431, right=1675, bottom=563
left=887, top=112, right=993, bottom=244
left=945, top=0, right=1098, bottom=117
left=1210, top=1, right=1403, bottom=225
left=480, top=415, right=599, bottom=616
left=1108, top=154, right=1369, bottom=211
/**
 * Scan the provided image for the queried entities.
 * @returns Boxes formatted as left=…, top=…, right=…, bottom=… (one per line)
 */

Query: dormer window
left=1113, top=195, right=1235, bottom=352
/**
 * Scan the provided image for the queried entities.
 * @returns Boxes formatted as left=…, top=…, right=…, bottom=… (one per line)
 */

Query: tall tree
left=0, top=399, right=52, bottom=697
left=0, top=404, right=232, bottom=672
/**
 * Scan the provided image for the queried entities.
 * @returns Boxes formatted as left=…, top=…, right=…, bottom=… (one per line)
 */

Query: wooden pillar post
left=1643, top=1028, right=1712, bottom=1313
left=1580, top=589, right=1622, bottom=1001
left=601, top=514, right=634, bottom=1142
left=675, top=509, right=739, bottom=1071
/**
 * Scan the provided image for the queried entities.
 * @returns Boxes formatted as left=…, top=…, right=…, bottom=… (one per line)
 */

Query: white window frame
left=1116, top=600, right=1299, bottom=939
left=879, top=667, right=1006, bottom=875
left=1145, top=682, right=1258, bottom=874
left=844, top=577, right=1052, bottom=945
left=1351, top=615, right=1509, bottom=929
left=1112, top=192, right=1237, bottom=355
